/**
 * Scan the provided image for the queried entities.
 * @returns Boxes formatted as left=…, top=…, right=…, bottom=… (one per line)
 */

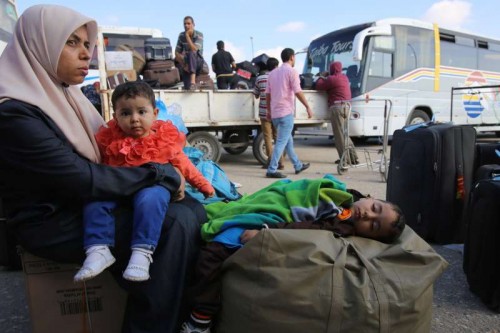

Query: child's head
left=111, top=81, right=158, bottom=138
left=350, top=198, right=405, bottom=243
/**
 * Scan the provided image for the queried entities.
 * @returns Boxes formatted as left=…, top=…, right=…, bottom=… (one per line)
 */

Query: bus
left=302, top=18, right=500, bottom=138
left=0, top=0, right=17, bottom=54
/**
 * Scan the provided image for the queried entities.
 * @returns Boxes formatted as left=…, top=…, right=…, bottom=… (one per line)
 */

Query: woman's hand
left=172, top=167, right=185, bottom=201
left=240, top=230, right=260, bottom=244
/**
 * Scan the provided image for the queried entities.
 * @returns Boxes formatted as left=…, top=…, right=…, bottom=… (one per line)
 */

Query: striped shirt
left=175, top=29, right=204, bottom=56
left=253, top=72, right=269, bottom=118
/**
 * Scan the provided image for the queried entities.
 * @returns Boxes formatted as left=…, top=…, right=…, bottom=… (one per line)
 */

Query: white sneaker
left=122, top=248, right=153, bottom=282
left=74, top=246, right=115, bottom=282
left=180, top=322, right=211, bottom=333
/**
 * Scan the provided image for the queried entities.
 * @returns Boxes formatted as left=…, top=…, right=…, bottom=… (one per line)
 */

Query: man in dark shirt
left=211, top=40, right=236, bottom=89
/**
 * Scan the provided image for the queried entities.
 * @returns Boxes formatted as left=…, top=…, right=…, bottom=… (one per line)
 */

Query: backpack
left=183, top=147, right=242, bottom=204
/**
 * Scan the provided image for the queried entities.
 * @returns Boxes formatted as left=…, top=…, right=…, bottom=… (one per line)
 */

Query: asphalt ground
left=1, top=134, right=499, bottom=332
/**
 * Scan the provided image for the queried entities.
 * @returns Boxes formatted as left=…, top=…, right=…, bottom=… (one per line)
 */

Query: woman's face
left=57, top=25, right=91, bottom=85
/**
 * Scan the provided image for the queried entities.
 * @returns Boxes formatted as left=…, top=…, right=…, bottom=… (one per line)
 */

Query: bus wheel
left=187, top=131, right=222, bottom=162
left=408, top=110, right=430, bottom=125
left=252, top=132, right=268, bottom=165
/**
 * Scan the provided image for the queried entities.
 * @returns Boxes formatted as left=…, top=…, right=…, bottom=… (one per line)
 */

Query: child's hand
left=204, top=191, right=215, bottom=199
left=240, top=230, right=260, bottom=244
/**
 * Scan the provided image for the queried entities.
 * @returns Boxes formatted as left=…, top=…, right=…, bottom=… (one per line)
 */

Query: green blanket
left=201, top=175, right=353, bottom=243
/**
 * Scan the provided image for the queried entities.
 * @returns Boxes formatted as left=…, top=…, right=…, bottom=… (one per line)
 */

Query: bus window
left=478, top=42, right=500, bottom=72
left=364, top=35, right=393, bottom=92
left=394, top=26, right=434, bottom=77
left=368, top=50, right=392, bottom=77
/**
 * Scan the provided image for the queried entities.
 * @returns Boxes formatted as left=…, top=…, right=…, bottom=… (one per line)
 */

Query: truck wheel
left=407, top=109, right=430, bottom=125
left=222, top=130, right=250, bottom=155
left=252, top=132, right=268, bottom=165
left=187, top=131, right=222, bottom=162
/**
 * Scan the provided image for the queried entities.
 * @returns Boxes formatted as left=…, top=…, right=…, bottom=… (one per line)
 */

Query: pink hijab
left=0, top=5, right=105, bottom=162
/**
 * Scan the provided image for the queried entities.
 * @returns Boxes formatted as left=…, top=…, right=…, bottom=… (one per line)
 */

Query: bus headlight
left=351, top=111, right=360, bottom=120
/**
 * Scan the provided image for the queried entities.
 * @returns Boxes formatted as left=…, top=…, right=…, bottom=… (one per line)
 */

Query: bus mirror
left=352, top=25, right=392, bottom=61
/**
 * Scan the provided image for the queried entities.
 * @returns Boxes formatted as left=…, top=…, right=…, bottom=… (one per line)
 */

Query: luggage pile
left=463, top=142, right=500, bottom=312
left=142, top=37, right=181, bottom=88
left=387, top=121, right=500, bottom=312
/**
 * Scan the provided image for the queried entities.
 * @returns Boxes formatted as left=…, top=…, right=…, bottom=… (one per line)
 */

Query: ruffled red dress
left=96, top=119, right=214, bottom=196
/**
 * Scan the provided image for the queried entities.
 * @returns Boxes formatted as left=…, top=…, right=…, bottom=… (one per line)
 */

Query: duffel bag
left=217, top=228, right=448, bottom=333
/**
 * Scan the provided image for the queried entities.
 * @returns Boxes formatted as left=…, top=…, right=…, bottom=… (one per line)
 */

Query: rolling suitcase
left=144, top=37, right=173, bottom=61
left=386, top=123, right=476, bottom=244
left=474, top=142, right=500, bottom=171
left=143, top=60, right=180, bottom=88
left=463, top=173, right=500, bottom=312
left=474, top=164, right=500, bottom=182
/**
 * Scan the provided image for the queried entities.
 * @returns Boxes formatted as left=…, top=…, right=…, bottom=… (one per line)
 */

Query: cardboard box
left=22, top=251, right=127, bottom=333
left=104, top=51, right=133, bottom=71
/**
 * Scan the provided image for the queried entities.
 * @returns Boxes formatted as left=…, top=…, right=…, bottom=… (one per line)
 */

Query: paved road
left=1, top=135, right=499, bottom=332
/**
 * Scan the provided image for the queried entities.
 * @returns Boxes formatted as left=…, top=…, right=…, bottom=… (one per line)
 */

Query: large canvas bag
left=217, top=228, right=448, bottom=333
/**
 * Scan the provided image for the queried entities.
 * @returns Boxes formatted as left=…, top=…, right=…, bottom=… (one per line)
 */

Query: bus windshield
left=303, top=23, right=371, bottom=97
left=0, top=0, right=18, bottom=53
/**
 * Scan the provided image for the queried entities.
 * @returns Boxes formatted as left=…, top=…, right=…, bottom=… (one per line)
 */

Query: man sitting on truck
left=175, top=15, right=204, bottom=90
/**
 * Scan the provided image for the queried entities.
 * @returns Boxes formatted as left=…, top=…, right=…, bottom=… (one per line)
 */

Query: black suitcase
left=144, top=37, right=173, bottom=61
left=463, top=176, right=500, bottom=312
left=474, top=164, right=500, bottom=182
left=474, top=142, right=500, bottom=171
left=386, top=123, right=476, bottom=244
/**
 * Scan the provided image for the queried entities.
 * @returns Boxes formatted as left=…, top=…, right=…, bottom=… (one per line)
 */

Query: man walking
left=265, top=48, right=313, bottom=178
left=211, top=40, right=236, bottom=89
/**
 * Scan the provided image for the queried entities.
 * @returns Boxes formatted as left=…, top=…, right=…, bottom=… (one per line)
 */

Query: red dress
left=96, top=119, right=214, bottom=196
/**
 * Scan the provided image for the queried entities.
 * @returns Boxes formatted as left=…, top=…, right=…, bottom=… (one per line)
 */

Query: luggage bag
left=143, top=60, right=180, bottom=88
left=386, top=123, right=476, bottom=244
left=474, top=164, right=500, bottom=182
left=463, top=173, right=500, bottom=312
left=144, top=37, right=173, bottom=61
left=474, top=142, right=500, bottom=171
left=217, top=228, right=448, bottom=333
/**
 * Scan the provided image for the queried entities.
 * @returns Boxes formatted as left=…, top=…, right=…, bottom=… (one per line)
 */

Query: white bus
left=302, top=18, right=500, bottom=138
left=0, top=0, right=18, bottom=54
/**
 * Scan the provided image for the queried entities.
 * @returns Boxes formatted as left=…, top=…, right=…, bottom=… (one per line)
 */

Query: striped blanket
left=201, top=175, right=353, bottom=247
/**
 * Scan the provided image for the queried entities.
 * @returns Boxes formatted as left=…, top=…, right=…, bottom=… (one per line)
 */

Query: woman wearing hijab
left=0, top=5, right=205, bottom=333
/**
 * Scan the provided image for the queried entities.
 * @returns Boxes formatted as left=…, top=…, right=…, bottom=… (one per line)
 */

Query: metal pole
left=250, top=37, right=254, bottom=59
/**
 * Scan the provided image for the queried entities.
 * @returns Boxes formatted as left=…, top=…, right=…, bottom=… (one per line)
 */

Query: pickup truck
left=100, top=88, right=330, bottom=163
left=94, top=26, right=330, bottom=163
